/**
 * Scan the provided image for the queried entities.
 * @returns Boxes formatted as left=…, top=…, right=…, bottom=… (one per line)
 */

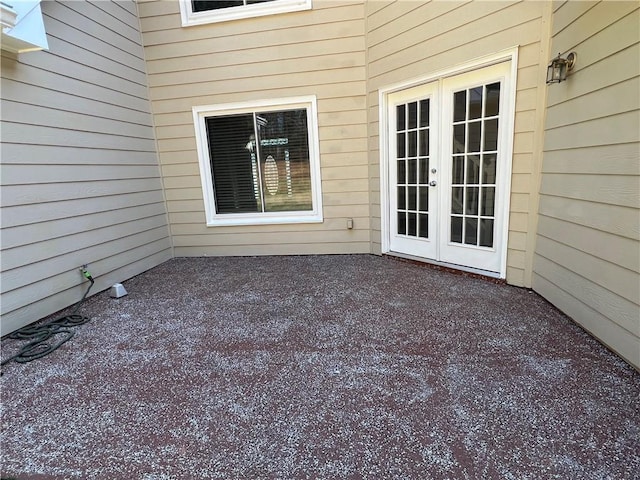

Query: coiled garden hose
left=1, top=268, right=95, bottom=371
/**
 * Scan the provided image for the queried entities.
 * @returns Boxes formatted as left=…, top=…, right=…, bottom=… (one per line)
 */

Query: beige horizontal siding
left=0, top=0, right=171, bottom=335
left=366, top=0, right=552, bottom=286
left=533, top=2, right=640, bottom=369
left=138, top=0, right=369, bottom=257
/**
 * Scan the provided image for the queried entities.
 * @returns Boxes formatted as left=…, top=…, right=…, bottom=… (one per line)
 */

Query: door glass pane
left=396, top=105, right=406, bottom=131
left=451, top=216, right=462, bottom=243
left=408, top=102, right=418, bottom=129
left=453, top=124, right=465, bottom=153
left=451, top=187, right=463, bottom=214
left=419, top=214, right=429, bottom=238
left=408, top=186, right=417, bottom=210
left=418, top=186, right=428, bottom=212
left=454, top=91, right=466, bottom=122
left=408, top=212, right=417, bottom=236
left=408, top=159, right=417, bottom=184
left=469, top=87, right=483, bottom=119
left=466, top=155, right=480, bottom=184
left=467, top=121, right=481, bottom=152
left=484, top=119, right=498, bottom=151
left=418, top=157, right=429, bottom=184
left=482, top=154, right=496, bottom=184
left=465, top=217, right=478, bottom=245
left=452, top=156, right=464, bottom=184
left=397, top=159, right=406, bottom=184
left=397, top=132, right=406, bottom=158
left=398, top=211, right=406, bottom=235
left=419, top=130, right=429, bottom=156
left=485, top=83, right=500, bottom=116
left=479, top=218, right=494, bottom=247
left=465, top=186, right=479, bottom=215
left=419, top=99, right=429, bottom=127
left=481, top=187, right=495, bottom=216
left=397, top=186, right=406, bottom=210
left=408, top=131, right=417, bottom=157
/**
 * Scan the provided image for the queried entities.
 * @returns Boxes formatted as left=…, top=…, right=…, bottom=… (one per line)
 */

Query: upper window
left=179, top=0, right=311, bottom=26
left=193, top=97, right=323, bottom=226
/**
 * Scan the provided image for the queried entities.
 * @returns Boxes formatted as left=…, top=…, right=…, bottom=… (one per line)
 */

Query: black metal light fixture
left=546, top=52, right=577, bottom=84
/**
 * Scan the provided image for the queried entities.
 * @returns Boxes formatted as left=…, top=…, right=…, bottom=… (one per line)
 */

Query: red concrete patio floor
left=1, top=255, right=638, bottom=479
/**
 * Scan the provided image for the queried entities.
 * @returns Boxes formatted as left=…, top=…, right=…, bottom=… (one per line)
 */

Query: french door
left=387, top=61, right=513, bottom=275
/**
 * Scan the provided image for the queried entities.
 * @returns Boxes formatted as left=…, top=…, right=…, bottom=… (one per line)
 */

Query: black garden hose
left=1, top=269, right=95, bottom=370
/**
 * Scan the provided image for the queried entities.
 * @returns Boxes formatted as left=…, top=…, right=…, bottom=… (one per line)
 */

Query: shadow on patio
left=1, top=255, right=638, bottom=479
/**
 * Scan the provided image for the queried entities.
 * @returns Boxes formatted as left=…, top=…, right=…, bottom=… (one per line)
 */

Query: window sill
left=206, top=212, right=323, bottom=227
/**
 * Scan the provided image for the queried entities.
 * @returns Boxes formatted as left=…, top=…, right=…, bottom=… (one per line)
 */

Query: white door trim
left=379, top=47, right=519, bottom=278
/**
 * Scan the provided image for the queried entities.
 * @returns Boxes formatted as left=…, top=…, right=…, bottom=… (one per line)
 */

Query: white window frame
left=193, top=96, right=323, bottom=227
left=179, top=0, right=311, bottom=26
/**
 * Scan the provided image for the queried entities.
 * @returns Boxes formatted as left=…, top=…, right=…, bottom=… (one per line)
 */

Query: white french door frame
left=379, top=47, right=519, bottom=278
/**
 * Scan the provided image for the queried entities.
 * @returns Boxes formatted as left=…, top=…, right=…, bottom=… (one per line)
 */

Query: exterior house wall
left=533, top=1, right=640, bottom=368
left=0, top=0, right=172, bottom=335
left=365, top=0, right=553, bottom=287
left=137, top=0, right=370, bottom=257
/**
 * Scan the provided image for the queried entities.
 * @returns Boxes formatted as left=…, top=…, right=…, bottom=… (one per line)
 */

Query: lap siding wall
left=0, top=0, right=172, bottom=335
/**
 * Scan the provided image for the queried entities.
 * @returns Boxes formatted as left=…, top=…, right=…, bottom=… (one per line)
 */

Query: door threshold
left=384, top=252, right=506, bottom=284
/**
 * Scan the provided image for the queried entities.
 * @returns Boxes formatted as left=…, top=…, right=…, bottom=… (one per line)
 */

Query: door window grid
left=450, top=82, right=500, bottom=248
left=396, top=99, right=430, bottom=239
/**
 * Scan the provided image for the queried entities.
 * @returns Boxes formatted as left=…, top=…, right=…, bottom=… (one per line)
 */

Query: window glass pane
left=408, top=102, right=418, bottom=129
left=467, top=121, right=481, bottom=152
left=256, top=109, right=312, bottom=212
left=485, top=82, right=500, bottom=117
left=469, top=86, right=483, bottom=120
left=192, top=0, right=243, bottom=12
left=206, top=114, right=259, bottom=214
left=454, top=91, right=466, bottom=122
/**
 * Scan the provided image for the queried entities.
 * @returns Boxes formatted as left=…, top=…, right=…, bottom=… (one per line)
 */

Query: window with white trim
left=179, top=0, right=311, bottom=26
left=193, top=97, right=323, bottom=226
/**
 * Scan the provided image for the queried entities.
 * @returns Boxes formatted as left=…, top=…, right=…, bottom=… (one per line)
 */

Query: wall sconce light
left=546, top=52, right=577, bottom=84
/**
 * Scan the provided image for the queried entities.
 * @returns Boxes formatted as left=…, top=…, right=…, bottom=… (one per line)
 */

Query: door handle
left=429, top=180, right=437, bottom=187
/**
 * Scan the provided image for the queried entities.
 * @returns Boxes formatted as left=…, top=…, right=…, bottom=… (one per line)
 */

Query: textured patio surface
left=1, top=255, right=639, bottom=479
